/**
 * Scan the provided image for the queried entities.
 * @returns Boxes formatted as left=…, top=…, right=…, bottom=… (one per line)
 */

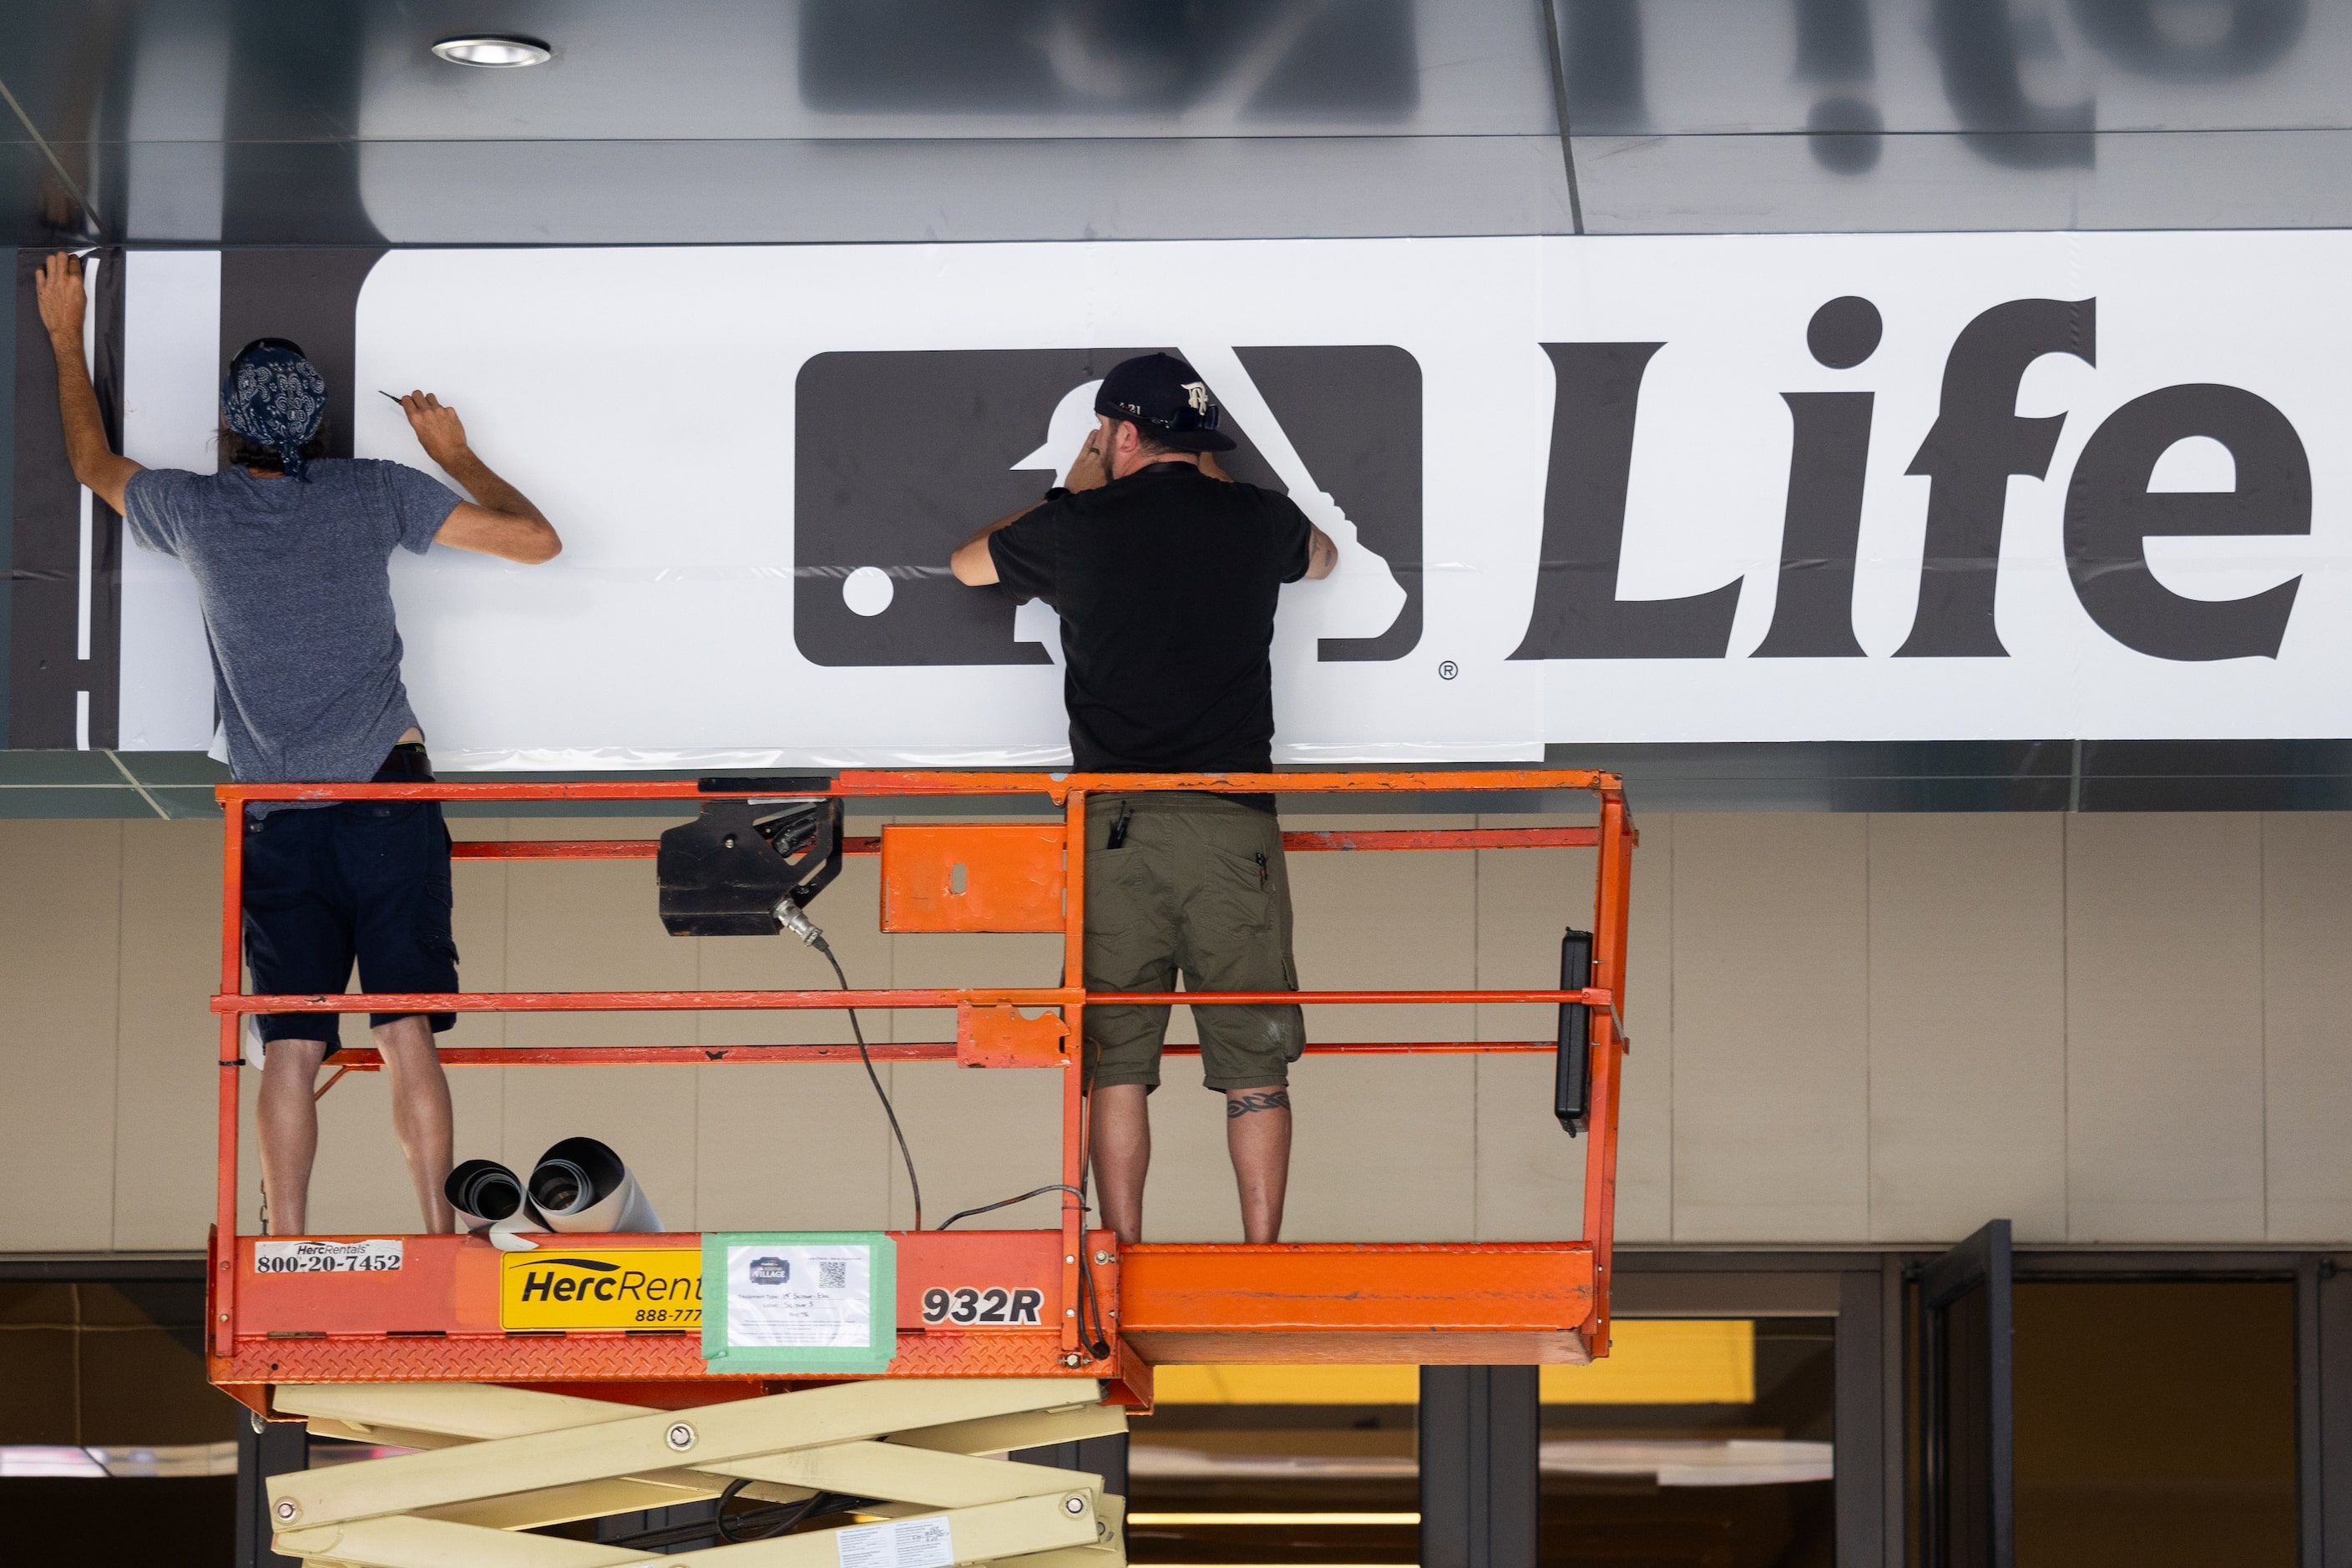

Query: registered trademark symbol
left=1438, top=660, right=1459, bottom=680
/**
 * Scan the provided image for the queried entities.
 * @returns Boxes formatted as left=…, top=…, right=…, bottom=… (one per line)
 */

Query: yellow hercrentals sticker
left=500, top=1248, right=704, bottom=1330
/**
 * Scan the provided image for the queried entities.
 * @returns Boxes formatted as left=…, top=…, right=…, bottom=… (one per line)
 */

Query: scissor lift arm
left=266, top=1377, right=1126, bottom=1568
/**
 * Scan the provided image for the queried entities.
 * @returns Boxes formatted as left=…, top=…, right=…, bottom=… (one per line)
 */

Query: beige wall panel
left=690, top=817, right=938, bottom=1233
left=436, top=820, right=511, bottom=1219
left=878, top=1063, right=1066, bottom=1233
left=29, top=801, right=2352, bottom=1258
left=695, top=1064, right=892, bottom=1233
left=883, top=931, right=1063, bottom=1044
left=1136, top=1050, right=1245, bottom=1240
left=226, top=1039, right=507, bottom=1242
left=1282, top=1054, right=1478, bottom=1242
left=1265, top=814, right=1480, bottom=1241
left=0, top=822, right=121, bottom=1251
left=697, top=817, right=892, bottom=1048
left=1130, top=1052, right=1479, bottom=1244
left=444, top=827, right=514, bottom=1212
left=1470, top=831, right=1596, bottom=1047
left=130, top=821, right=510, bottom=1242
left=113, top=822, right=227, bottom=1251
left=2066, top=814, right=2265, bottom=1242
left=1868, top=815, right=2067, bottom=1243
left=501, top=821, right=696, bottom=1051
left=441, top=1063, right=508, bottom=1222
left=2259, top=814, right=2352, bottom=1242
left=1671, top=814, right=1870, bottom=1242
left=1474, top=1053, right=1586, bottom=1241
left=443, top=817, right=509, bottom=1051
left=303, top=1066, right=507, bottom=1236
left=1282, top=814, right=1475, bottom=1044
left=1471, top=812, right=1671, bottom=1243
left=498, top=1065, right=702, bottom=1232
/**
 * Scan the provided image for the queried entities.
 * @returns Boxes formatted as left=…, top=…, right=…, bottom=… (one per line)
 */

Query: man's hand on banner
left=395, top=391, right=473, bottom=469
left=1064, top=428, right=1110, bottom=492
left=33, top=251, right=89, bottom=344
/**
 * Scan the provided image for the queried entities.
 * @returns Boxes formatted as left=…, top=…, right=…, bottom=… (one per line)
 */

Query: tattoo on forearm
left=1227, top=1089, right=1291, bottom=1119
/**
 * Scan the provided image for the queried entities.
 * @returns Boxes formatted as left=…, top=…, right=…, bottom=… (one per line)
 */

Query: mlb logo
left=792, top=346, right=1424, bottom=669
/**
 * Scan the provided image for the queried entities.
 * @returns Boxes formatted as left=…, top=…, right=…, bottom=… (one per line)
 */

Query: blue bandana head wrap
left=222, top=341, right=328, bottom=481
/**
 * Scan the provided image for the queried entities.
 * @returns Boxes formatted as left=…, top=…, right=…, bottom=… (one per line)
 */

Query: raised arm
left=397, top=392, right=564, bottom=564
left=35, top=253, right=141, bottom=516
left=952, top=427, right=1111, bottom=585
left=949, top=505, right=1034, bottom=586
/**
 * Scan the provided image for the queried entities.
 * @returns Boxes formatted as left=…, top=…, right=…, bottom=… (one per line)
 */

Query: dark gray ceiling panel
left=6, top=3, right=2352, bottom=245
left=3, top=0, right=1559, bottom=144
left=0, top=143, right=89, bottom=246
left=41, top=133, right=1576, bottom=245
left=1572, top=126, right=2352, bottom=231
left=1555, top=0, right=2349, bottom=136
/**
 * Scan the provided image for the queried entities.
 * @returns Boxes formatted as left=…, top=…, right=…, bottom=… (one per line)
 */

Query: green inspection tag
left=701, top=1232, right=896, bottom=1375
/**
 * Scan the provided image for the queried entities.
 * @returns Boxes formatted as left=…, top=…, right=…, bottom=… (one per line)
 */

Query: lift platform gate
left=203, top=769, right=1633, bottom=1567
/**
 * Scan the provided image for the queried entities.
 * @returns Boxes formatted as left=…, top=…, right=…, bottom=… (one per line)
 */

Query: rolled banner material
left=529, top=1137, right=665, bottom=1234
left=446, top=1158, right=549, bottom=1252
left=448, top=1159, right=527, bottom=1228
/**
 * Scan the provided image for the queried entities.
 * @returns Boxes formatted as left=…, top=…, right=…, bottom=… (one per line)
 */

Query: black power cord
left=792, top=909, right=1112, bottom=1364
left=716, top=1481, right=859, bottom=1545
left=812, top=935, right=922, bottom=1233
left=937, top=1184, right=1088, bottom=1232
left=1070, top=1053, right=1112, bottom=1361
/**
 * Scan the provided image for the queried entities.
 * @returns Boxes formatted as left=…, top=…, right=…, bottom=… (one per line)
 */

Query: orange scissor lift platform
left=205, top=771, right=1631, bottom=1564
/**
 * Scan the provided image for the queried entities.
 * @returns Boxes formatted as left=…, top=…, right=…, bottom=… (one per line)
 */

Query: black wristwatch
left=1044, top=486, right=1070, bottom=502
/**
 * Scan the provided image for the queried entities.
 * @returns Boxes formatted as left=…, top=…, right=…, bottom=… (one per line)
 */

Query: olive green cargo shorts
left=1082, top=793, right=1306, bottom=1092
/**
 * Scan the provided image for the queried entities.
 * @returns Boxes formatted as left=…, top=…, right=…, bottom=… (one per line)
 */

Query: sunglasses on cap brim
left=1111, top=400, right=1222, bottom=435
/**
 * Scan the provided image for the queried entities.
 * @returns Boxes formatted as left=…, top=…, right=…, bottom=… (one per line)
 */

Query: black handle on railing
left=1555, top=928, right=1594, bottom=1136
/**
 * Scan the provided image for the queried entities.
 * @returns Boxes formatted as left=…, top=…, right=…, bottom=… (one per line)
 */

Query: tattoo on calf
left=1227, top=1089, right=1292, bottom=1119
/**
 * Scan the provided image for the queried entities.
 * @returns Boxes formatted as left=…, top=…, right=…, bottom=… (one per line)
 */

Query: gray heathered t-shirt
left=124, top=459, right=462, bottom=797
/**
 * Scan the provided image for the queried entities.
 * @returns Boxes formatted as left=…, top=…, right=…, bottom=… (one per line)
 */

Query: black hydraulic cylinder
left=1555, top=928, right=1593, bottom=1135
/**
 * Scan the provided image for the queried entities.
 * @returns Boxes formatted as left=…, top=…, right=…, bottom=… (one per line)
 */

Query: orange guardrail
left=206, top=770, right=1633, bottom=1409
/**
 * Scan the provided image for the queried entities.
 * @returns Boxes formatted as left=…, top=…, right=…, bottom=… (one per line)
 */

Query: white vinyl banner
left=116, top=233, right=2352, bottom=763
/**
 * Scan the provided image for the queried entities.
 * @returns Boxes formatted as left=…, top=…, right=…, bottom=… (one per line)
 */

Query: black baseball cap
left=1093, top=353, right=1237, bottom=453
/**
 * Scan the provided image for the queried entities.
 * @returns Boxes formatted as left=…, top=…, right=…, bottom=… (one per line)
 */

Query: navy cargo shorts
left=241, top=756, right=458, bottom=1047
left=1082, top=792, right=1305, bottom=1093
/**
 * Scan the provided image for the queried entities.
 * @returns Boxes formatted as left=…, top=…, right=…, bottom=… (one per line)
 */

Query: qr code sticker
left=819, top=1259, right=848, bottom=1290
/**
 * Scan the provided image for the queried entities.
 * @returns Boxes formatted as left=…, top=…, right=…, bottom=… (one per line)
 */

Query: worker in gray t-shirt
left=36, top=251, right=563, bottom=1237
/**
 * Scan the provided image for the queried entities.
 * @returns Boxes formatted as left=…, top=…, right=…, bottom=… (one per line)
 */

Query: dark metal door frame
left=1914, top=1220, right=2015, bottom=1568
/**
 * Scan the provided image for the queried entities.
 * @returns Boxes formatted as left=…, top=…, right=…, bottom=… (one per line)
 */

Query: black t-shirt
left=988, top=462, right=1312, bottom=776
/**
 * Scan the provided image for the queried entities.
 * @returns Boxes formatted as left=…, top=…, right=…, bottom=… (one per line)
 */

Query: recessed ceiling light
left=432, top=36, right=552, bottom=68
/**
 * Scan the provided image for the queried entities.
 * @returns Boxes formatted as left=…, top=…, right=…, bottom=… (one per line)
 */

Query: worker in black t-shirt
left=951, top=353, right=1336, bottom=1244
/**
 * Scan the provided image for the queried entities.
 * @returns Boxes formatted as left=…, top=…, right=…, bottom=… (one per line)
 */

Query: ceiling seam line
left=0, top=74, right=103, bottom=239
left=1537, top=0, right=1586, bottom=235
